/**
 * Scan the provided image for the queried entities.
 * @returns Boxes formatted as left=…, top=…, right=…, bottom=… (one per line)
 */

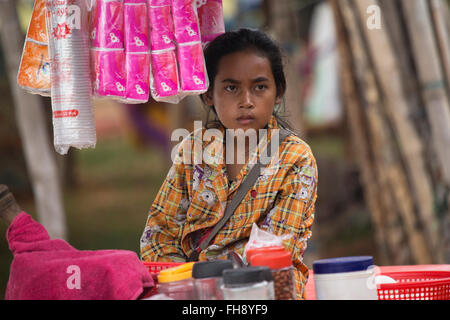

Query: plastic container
left=221, top=266, right=274, bottom=300
left=250, top=249, right=296, bottom=300
left=142, top=261, right=183, bottom=298
left=157, top=262, right=195, bottom=300
left=312, top=256, right=378, bottom=300
left=192, top=260, right=234, bottom=300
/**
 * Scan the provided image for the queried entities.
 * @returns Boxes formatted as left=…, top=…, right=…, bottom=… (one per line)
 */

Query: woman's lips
left=237, top=116, right=254, bottom=125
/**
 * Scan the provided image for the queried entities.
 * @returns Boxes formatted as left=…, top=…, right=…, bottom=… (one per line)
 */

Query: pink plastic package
left=124, top=2, right=149, bottom=52
left=91, top=48, right=126, bottom=98
left=196, top=0, right=225, bottom=44
left=177, top=42, right=207, bottom=92
left=126, top=52, right=150, bottom=102
left=171, top=0, right=201, bottom=44
left=150, top=49, right=180, bottom=101
left=124, top=0, right=146, bottom=3
left=149, top=0, right=171, bottom=5
left=148, top=5, right=175, bottom=51
left=91, top=0, right=124, bottom=49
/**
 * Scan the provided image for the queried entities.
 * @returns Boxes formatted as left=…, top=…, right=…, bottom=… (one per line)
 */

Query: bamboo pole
left=401, top=0, right=450, bottom=263
left=401, top=0, right=450, bottom=186
left=330, top=0, right=390, bottom=264
left=429, top=0, right=450, bottom=92
left=352, top=0, right=437, bottom=262
left=339, top=0, right=431, bottom=264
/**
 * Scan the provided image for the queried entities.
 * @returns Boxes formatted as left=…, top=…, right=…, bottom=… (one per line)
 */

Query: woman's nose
left=239, top=90, right=254, bottom=109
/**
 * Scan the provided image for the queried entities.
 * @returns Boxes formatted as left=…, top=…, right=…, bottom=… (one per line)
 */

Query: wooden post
left=330, top=0, right=391, bottom=264
left=339, top=0, right=432, bottom=264
left=429, top=0, right=450, bottom=91
left=0, top=0, right=67, bottom=240
left=400, top=0, right=450, bottom=263
left=352, top=0, right=436, bottom=263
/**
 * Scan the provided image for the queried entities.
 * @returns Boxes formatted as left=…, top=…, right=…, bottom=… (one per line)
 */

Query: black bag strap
left=187, top=129, right=290, bottom=261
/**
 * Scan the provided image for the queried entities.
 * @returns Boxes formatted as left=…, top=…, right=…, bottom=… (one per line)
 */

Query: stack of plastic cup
left=148, top=0, right=181, bottom=102
left=124, top=0, right=150, bottom=103
left=46, top=0, right=96, bottom=155
left=90, top=0, right=126, bottom=99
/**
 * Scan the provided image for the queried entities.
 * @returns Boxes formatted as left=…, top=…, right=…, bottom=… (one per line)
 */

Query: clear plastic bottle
left=221, top=266, right=274, bottom=300
left=192, top=260, right=233, bottom=300
left=157, top=262, right=195, bottom=300
left=250, top=250, right=296, bottom=300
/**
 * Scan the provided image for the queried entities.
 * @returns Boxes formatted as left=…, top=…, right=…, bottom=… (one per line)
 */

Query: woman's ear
left=202, top=90, right=214, bottom=106
left=275, top=96, right=282, bottom=105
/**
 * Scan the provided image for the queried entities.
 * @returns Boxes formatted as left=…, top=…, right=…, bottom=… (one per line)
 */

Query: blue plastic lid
left=312, top=256, right=374, bottom=274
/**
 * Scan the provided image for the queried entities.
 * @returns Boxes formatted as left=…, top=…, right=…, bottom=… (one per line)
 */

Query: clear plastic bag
left=17, top=0, right=51, bottom=96
left=243, top=223, right=292, bottom=263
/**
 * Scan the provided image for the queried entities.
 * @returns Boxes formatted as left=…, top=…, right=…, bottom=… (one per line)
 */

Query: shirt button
left=251, top=190, right=257, bottom=198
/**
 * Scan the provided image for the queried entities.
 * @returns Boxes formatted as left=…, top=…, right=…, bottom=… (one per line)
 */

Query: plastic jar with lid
left=221, top=266, right=274, bottom=300
left=192, top=260, right=233, bottom=300
left=157, top=262, right=195, bottom=300
left=312, top=256, right=378, bottom=300
left=250, top=249, right=296, bottom=300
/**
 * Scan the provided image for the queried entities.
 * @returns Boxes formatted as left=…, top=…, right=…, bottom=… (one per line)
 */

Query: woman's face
left=204, top=50, right=281, bottom=133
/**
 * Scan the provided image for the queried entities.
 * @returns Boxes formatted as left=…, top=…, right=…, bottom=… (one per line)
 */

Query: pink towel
left=5, top=212, right=154, bottom=300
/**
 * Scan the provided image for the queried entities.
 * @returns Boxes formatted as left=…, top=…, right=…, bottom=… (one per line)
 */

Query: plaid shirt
left=140, top=115, right=318, bottom=299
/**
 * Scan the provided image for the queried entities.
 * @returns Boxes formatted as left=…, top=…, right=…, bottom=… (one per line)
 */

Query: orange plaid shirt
left=140, top=115, right=318, bottom=299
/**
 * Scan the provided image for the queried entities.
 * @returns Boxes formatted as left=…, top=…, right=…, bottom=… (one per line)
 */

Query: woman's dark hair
left=201, top=28, right=295, bottom=133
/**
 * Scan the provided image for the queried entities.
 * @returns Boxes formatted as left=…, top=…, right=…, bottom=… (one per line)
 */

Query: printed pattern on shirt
left=140, top=115, right=318, bottom=299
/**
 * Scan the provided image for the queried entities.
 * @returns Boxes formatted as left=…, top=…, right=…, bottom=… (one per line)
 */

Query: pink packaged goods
left=150, top=50, right=179, bottom=98
left=177, top=42, right=207, bottom=92
left=124, top=0, right=146, bottom=3
left=197, top=0, right=225, bottom=44
left=171, top=0, right=201, bottom=43
left=148, top=5, right=175, bottom=51
left=124, top=3, right=149, bottom=52
left=149, top=0, right=171, bottom=5
left=91, top=0, right=124, bottom=49
left=91, top=49, right=126, bottom=98
left=126, top=52, right=150, bottom=102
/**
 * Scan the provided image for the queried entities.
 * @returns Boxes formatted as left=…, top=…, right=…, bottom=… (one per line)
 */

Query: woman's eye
left=225, top=85, right=237, bottom=92
left=255, top=84, right=267, bottom=91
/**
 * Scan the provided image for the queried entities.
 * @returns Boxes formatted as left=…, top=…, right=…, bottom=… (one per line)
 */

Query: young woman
left=140, top=28, right=318, bottom=299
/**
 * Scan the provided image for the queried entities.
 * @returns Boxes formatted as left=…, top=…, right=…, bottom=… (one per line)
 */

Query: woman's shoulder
left=280, top=131, right=315, bottom=160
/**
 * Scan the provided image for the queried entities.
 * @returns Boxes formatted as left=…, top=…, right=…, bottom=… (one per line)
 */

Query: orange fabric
left=140, top=115, right=318, bottom=299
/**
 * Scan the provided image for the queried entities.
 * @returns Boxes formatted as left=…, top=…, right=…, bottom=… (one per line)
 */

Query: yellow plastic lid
left=157, top=262, right=195, bottom=283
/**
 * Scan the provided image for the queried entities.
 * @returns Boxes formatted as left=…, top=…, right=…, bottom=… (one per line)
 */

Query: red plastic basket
left=305, top=264, right=450, bottom=300
left=142, top=261, right=183, bottom=298
left=377, top=265, right=450, bottom=300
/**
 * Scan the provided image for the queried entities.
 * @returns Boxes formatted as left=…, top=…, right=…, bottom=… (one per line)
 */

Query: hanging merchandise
left=90, top=0, right=127, bottom=100
left=172, top=0, right=208, bottom=95
left=124, top=0, right=151, bottom=103
left=46, top=0, right=97, bottom=155
left=16, top=0, right=225, bottom=154
left=17, top=0, right=51, bottom=96
left=196, top=0, right=225, bottom=46
left=148, top=0, right=180, bottom=103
